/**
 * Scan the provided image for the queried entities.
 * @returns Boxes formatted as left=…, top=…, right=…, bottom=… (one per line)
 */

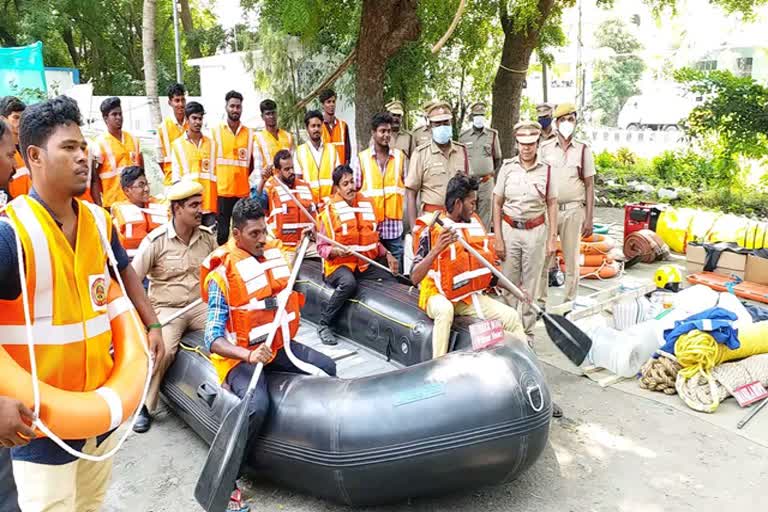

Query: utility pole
left=172, top=0, right=183, bottom=83
left=575, top=0, right=583, bottom=110
left=542, top=61, right=549, bottom=103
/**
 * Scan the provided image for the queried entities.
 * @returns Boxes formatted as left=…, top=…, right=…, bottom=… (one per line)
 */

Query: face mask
left=538, top=116, right=552, bottom=129
left=472, top=116, right=485, bottom=129
left=558, top=121, right=575, bottom=139
left=432, top=125, right=452, bottom=145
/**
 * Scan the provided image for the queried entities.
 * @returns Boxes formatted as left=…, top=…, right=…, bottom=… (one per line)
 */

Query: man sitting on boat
left=410, top=173, right=526, bottom=359
left=316, top=164, right=400, bottom=346
left=201, top=197, right=337, bottom=512
left=110, top=166, right=169, bottom=259
left=255, top=149, right=319, bottom=263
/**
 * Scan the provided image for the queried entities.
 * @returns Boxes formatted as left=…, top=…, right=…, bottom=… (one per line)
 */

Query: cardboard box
left=746, top=255, right=768, bottom=286
left=685, top=246, right=746, bottom=279
left=717, top=252, right=747, bottom=272
left=686, top=262, right=704, bottom=274
left=686, top=245, right=706, bottom=265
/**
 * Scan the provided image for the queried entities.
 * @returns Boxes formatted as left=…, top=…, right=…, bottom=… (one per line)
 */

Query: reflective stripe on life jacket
left=158, top=116, right=189, bottom=185
left=321, top=118, right=349, bottom=165
left=111, top=200, right=169, bottom=256
left=254, top=129, right=293, bottom=172
left=320, top=192, right=379, bottom=276
left=358, top=147, right=405, bottom=223
left=170, top=135, right=218, bottom=213
left=264, top=176, right=315, bottom=251
left=200, top=239, right=304, bottom=383
left=95, top=131, right=141, bottom=208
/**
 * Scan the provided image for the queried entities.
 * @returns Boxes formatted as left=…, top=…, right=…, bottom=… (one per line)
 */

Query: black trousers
left=320, top=261, right=395, bottom=327
left=216, top=196, right=242, bottom=245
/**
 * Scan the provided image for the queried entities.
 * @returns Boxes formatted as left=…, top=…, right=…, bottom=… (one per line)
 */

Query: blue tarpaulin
left=0, top=42, right=47, bottom=103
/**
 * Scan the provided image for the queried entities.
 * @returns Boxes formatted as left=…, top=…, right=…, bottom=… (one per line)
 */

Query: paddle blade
left=542, top=313, right=592, bottom=366
left=194, top=396, right=252, bottom=512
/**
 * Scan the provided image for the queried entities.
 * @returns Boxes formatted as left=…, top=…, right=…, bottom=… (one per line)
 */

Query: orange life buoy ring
left=563, top=260, right=620, bottom=279
left=556, top=234, right=617, bottom=255
left=0, top=282, right=149, bottom=440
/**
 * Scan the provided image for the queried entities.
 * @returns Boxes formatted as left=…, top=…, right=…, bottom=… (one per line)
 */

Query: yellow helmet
left=655, top=265, right=682, bottom=292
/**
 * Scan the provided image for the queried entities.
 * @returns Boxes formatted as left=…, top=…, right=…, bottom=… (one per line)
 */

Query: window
left=696, top=60, right=717, bottom=71
left=736, top=57, right=753, bottom=78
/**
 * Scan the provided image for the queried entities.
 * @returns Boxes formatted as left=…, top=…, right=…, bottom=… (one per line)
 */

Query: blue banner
left=0, top=41, right=47, bottom=103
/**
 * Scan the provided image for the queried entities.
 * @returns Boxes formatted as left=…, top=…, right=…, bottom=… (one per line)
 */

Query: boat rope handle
left=295, top=279, right=416, bottom=330
left=179, top=343, right=211, bottom=361
left=13, top=210, right=153, bottom=462
left=526, top=385, right=544, bottom=412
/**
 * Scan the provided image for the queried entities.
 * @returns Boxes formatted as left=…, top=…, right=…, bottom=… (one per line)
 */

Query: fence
left=585, top=127, right=687, bottom=158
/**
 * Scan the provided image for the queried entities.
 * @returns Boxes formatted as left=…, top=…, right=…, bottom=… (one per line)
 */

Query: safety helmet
left=654, top=265, right=682, bottom=292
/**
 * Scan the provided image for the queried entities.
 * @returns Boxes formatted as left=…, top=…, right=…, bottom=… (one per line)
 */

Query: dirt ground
left=104, top=208, right=767, bottom=512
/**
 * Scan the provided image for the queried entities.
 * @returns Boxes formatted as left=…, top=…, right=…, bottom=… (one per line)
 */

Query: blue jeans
left=382, top=236, right=404, bottom=275
left=0, top=448, right=19, bottom=512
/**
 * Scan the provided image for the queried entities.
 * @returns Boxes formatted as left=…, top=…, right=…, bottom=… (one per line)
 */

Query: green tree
left=674, top=68, right=768, bottom=160
left=590, top=18, right=645, bottom=126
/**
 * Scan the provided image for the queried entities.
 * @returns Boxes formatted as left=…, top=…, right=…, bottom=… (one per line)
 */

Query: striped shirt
left=204, top=279, right=229, bottom=351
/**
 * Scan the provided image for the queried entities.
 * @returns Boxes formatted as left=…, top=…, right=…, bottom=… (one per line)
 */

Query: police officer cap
left=167, top=180, right=204, bottom=201
left=536, top=103, right=553, bottom=117
left=427, top=101, right=453, bottom=122
left=469, top=102, right=486, bottom=116
left=513, top=120, right=542, bottom=144
left=421, top=99, right=438, bottom=114
left=553, top=102, right=577, bottom=119
left=386, top=100, right=405, bottom=115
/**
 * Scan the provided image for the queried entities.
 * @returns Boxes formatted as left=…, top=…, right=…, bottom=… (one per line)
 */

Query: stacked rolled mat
left=558, top=234, right=623, bottom=279
left=623, top=229, right=669, bottom=264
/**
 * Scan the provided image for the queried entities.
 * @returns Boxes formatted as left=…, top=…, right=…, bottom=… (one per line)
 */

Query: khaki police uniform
left=460, top=102, right=499, bottom=230
left=536, top=102, right=557, bottom=145
left=411, top=124, right=432, bottom=150
left=495, top=155, right=556, bottom=335
left=131, top=182, right=217, bottom=412
left=538, top=133, right=595, bottom=304
left=386, top=100, right=415, bottom=158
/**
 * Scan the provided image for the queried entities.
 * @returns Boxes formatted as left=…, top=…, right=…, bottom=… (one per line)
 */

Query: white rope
left=13, top=206, right=153, bottom=462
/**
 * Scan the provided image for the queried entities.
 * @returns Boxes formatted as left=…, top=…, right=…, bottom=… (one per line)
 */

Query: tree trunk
left=179, top=0, right=202, bottom=59
left=491, top=0, right=556, bottom=157
left=142, top=0, right=162, bottom=127
left=353, top=0, right=420, bottom=149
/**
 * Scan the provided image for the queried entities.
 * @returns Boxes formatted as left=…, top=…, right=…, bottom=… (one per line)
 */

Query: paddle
left=193, top=234, right=311, bottom=512
left=158, top=298, right=203, bottom=326
left=272, top=176, right=411, bottom=284
left=434, top=218, right=592, bottom=366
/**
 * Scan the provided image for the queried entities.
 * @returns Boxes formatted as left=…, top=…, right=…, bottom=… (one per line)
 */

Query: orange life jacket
left=94, top=131, right=141, bottom=208
left=321, top=118, right=349, bottom=165
left=201, top=239, right=304, bottom=384
left=158, top=116, right=189, bottom=185
left=170, top=134, right=218, bottom=213
left=412, top=212, right=496, bottom=309
left=0, top=195, right=119, bottom=393
left=357, top=147, right=406, bottom=223
left=319, top=192, right=379, bottom=276
left=111, top=199, right=169, bottom=256
left=253, top=129, right=294, bottom=172
left=264, top=176, right=315, bottom=251
left=8, top=149, right=30, bottom=198
left=211, top=122, right=253, bottom=198
left=295, top=142, right=337, bottom=206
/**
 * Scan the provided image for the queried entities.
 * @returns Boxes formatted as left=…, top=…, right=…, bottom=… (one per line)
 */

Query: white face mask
left=558, top=120, right=575, bottom=139
left=472, top=116, right=485, bottom=129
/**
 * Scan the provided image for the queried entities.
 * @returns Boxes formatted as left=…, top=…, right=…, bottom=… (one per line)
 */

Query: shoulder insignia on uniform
left=199, top=225, right=214, bottom=234
left=453, top=141, right=467, bottom=148
left=146, top=224, right=168, bottom=241
left=414, top=141, right=432, bottom=152
left=459, top=128, right=472, bottom=137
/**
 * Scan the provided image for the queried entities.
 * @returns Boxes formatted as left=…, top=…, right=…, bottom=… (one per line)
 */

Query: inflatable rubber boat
left=162, top=260, right=551, bottom=506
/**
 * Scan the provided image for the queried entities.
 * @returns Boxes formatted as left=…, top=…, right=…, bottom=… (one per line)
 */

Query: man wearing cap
left=411, top=100, right=436, bottom=149
left=460, top=101, right=500, bottom=229
left=494, top=121, right=558, bottom=342
left=386, top=100, right=414, bottom=158
left=536, top=103, right=557, bottom=144
left=130, top=180, right=217, bottom=433
left=539, top=102, right=595, bottom=304
left=405, top=101, right=469, bottom=232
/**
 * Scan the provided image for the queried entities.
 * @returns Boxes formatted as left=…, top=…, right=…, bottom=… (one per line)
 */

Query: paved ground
left=104, top=208, right=767, bottom=511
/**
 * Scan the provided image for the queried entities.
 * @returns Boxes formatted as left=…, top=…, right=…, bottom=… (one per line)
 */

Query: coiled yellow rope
left=675, top=331, right=724, bottom=380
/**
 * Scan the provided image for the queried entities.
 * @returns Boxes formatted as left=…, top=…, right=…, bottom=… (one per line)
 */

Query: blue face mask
left=538, top=116, right=552, bottom=129
left=432, top=125, right=452, bottom=145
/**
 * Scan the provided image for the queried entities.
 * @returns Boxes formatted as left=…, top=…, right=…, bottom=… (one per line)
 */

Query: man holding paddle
left=410, top=173, right=526, bottom=359
left=201, top=198, right=336, bottom=512
left=316, top=165, right=399, bottom=346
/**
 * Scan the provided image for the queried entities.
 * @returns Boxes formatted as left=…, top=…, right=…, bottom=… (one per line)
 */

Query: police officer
left=493, top=121, right=558, bottom=342
left=405, top=101, right=469, bottom=231
left=386, top=100, right=414, bottom=158
left=131, top=180, right=217, bottom=432
left=539, top=102, right=595, bottom=304
left=460, top=101, right=500, bottom=230
left=537, top=103, right=557, bottom=144
left=411, top=100, right=437, bottom=149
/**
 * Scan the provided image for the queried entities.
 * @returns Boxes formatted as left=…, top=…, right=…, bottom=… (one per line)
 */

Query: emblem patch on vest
left=89, top=275, right=108, bottom=311
left=238, top=147, right=248, bottom=160
left=202, top=158, right=211, bottom=171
